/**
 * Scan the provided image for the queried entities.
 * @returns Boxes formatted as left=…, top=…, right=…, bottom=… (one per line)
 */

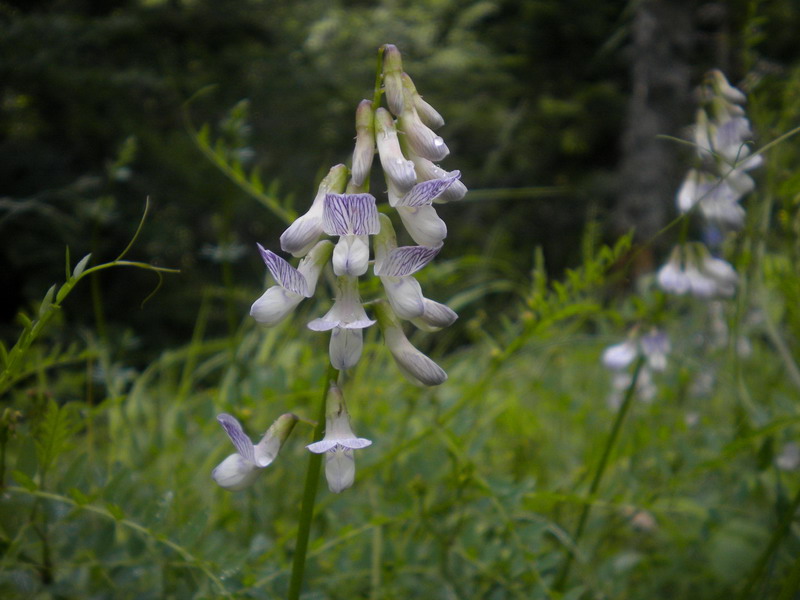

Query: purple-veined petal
left=217, top=414, right=255, bottom=463
left=375, top=245, right=439, bottom=277
left=397, top=172, right=461, bottom=207
left=323, top=194, right=380, bottom=236
left=257, top=244, right=309, bottom=296
left=338, top=438, right=373, bottom=450
left=306, top=440, right=339, bottom=454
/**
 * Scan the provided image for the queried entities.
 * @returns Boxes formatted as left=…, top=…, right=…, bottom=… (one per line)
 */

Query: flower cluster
left=251, top=44, right=464, bottom=383
left=214, top=44, right=464, bottom=495
left=657, top=70, right=760, bottom=298
left=602, top=329, right=670, bottom=407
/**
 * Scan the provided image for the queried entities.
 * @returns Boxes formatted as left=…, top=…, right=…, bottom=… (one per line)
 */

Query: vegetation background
left=2, top=0, right=800, bottom=598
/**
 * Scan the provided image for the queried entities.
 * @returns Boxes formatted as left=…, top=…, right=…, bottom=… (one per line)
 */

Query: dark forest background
left=2, top=0, right=798, bottom=356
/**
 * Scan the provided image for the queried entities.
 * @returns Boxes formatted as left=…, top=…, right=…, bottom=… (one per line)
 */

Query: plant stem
left=554, top=356, right=645, bottom=591
left=287, top=366, right=336, bottom=600
left=737, top=479, right=800, bottom=599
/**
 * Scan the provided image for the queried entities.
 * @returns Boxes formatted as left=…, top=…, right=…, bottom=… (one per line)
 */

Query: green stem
left=287, top=366, right=337, bottom=600
left=554, top=356, right=645, bottom=591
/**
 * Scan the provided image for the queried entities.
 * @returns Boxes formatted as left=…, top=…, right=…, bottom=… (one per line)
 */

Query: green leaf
left=34, top=399, right=78, bottom=476
left=69, top=487, right=90, bottom=506
left=105, top=502, right=125, bottom=520
left=55, top=283, right=71, bottom=303
left=38, top=284, right=57, bottom=318
left=12, top=470, right=37, bottom=491
left=72, top=253, right=92, bottom=279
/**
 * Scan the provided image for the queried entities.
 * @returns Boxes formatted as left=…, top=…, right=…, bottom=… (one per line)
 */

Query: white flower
left=410, top=155, right=468, bottom=203
left=707, top=69, right=747, bottom=105
left=397, top=97, right=449, bottom=162
left=401, top=72, right=444, bottom=130
left=212, top=413, right=298, bottom=491
left=306, top=383, right=372, bottom=493
left=351, top=99, right=375, bottom=188
left=640, top=330, right=670, bottom=372
left=280, top=164, right=348, bottom=257
left=602, top=340, right=637, bottom=371
left=322, top=193, right=380, bottom=277
left=410, top=299, right=458, bottom=331
left=250, top=240, right=333, bottom=325
left=308, top=276, right=375, bottom=369
left=374, top=301, right=447, bottom=386
left=390, top=173, right=461, bottom=248
left=657, top=244, right=737, bottom=298
left=373, top=214, right=441, bottom=320
left=375, top=108, right=417, bottom=194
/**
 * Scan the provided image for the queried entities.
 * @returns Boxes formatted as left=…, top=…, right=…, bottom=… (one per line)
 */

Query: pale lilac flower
left=657, top=244, right=737, bottom=298
left=390, top=173, right=461, bottom=248
left=280, top=164, right=348, bottom=257
left=410, top=155, right=468, bottom=203
left=373, top=213, right=440, bottom=320
left=250, top=240, right=333, bottom=325
left=351, top=100, right=375, bottom=188
left=640, top=330, right=671, bottom=372
left=212, top=413, right=298, bottom=491
left=707, top=69, right=747, bottom=104
left=306, top=383, right=372, bottom=493
left=308, top=276, right=375, bottom=369
left=602, top=340, right=637, bottom=371
left=322, top=193, right=380, bottom=277
left=374, top=301, right=447, bottom=386
left=410, top=299, right=458, bottom=331
left=375, top=108, right=417, bottom=194
left=397, top=92, right=449, bottom=161
left=401, top=72, right=445, bottom=130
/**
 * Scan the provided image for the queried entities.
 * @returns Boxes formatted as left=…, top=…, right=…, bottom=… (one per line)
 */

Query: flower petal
left=306, top=440, right=339, bottom=454
left=257, top=244, right=309, bottom=296
left=329, top=327, right=364, bottom=370
left=397, top=205, right=447, bottom=248
left=374, top=245, right=439, bottom=277
left=396, top=172, right=461, bottom=207
left=251, top=286, right=303, bottom=326
left=216, top=414, right=255, bottom=463
left=325, top=447, right=355, bottom=493
left=323, top=193, right=380, bottom=236
left=212, top=454, right=261, bottom=491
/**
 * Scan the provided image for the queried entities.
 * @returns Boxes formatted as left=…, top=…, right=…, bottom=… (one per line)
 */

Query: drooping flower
left=373, top=213, right=440, bottom=320
left=250, top=240, right=333, bottom=325
left=280, top=164, right=348, bottom=257
left=322, top=192, right=380, bottom=277
left=401, top=72, right=445, bottom=130
left=374, top=301, right=447, bottom=386
left=657, top=243, right=737, bottom=298
left=397, top=86, right=449, bottom=162
left=375, top=108, right=417, bottom=194
left=212, top=412, right=298, bottom=491
left=307, top=275, right=375, bottom=369
left=306, top=383, right=372, bottom=493
left=390, top=172, right=462, bottom=248
left=601, top=340, right=638, bottom=371
left=382, top=44, right=406, bottom=116
left=410, top=155, right=468, bottom=203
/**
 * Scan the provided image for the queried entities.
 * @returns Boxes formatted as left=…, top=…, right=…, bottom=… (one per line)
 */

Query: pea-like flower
left=280, top=164, right=348, bottom=257
left=657, top=243, right=737, bottom=298
left=306, top=383, right=372, bottom=494
left=212, top=412, right=298, bottom=491
left=322, top=192, right=380, bottom=277
left=308, top=275, right=375, bottom=370
left=390, top=172, right=461, bottom=248
left=351, top=100, right=375, bottom=188
left=250, top=240, right=333, bottom=326
left=374, top=301, right=447, bottom=386
left=375, top=108, right=417, bottom=194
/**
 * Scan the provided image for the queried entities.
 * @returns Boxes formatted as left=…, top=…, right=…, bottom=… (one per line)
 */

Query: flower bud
left=382, top=44, right=405, bottom=115
left=375, top=301, right=447, bottom=386
left=351, top=100, right=375, bottom=187
left=402, top=73, right=444, bottom=129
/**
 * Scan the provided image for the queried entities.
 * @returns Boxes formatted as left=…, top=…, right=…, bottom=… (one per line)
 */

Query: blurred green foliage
left=2, top=0, right=800, bottom=598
